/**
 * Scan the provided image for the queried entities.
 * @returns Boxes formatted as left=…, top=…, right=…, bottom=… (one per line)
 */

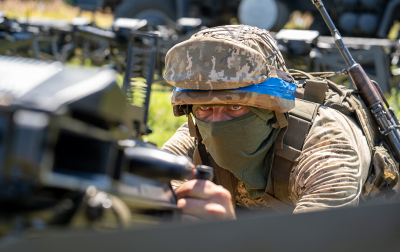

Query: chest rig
left=183, top=70, right=398, bottom=212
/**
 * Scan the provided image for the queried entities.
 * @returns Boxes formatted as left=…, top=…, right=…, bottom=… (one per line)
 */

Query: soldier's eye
left=231, top=105, right=242, bottom=111
left=200, top=106, right=210, bottom=111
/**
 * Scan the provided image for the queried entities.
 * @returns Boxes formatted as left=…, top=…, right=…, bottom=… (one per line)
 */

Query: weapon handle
left=125, top=147, right=193, bottom=181
left=348, top=65, right=384, bottom=106
left=194, top=165, right=214, bottom=181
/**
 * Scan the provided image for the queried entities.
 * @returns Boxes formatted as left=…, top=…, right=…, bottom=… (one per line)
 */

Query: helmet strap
left=274, top=112, right=288, bottom=129
left=274, top=112, right=289, bottom=150
left=187, top=113, right=202, bottom=141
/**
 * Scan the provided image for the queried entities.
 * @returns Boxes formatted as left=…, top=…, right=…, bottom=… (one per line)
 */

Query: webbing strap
left=304, top=79, right=329, bottom=104
left=274, top=112, right=289, bottom=128
left=289, top=99, right=319, bottom=123
left=272, top=99, right=320, bottom=183
left=198, top=141, right=212, bottom=167
left=275, top=127, right=288, bottom=150
left=274, top=144, right=302, bottom=162
left=187, top=113, right=198, bottom=138
left=261, top=193, right=294, bottom=214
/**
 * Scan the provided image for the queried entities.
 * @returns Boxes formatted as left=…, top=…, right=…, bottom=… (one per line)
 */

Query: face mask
left=194, top=106, right=279, bottom=198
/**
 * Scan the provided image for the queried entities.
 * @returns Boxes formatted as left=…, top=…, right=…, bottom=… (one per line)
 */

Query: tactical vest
left=189, top=70, right=399, bottom=213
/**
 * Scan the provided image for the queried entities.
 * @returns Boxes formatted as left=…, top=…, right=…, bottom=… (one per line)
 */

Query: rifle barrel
left=311, top=0, right=400, bottom=163
left=312, top=0, right=356, bottom=67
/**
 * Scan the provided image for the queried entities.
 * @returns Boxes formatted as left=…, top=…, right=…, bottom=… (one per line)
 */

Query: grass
left=0, top=0, right=113, bottom=27
left=127, top=78, right=186, bottom=147
left=145, top=85, right=187, bottom=147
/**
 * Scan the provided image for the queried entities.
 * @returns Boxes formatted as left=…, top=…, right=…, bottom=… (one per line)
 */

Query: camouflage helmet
left=163, top=25, right=297, bottom=114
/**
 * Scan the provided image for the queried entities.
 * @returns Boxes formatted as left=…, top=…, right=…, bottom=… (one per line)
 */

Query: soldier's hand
left=174, top=179, right=236, bottom=222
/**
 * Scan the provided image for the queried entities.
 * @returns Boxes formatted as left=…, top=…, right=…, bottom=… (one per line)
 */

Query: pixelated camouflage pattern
left=164, top=25, right=289, bottom=90
left=171, top=89, right=295, bottom=113
left=190, top=25, right=288, bottom=73
left=235, top=181, right=273, bottom=210
left=288, top=107, right=370, bottom=213
left=164, top=25, right=293, bottom=111
left=164, top=37, right=272, bottom=90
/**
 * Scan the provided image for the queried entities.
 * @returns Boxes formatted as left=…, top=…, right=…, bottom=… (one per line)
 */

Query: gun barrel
left=312, top=0, right=356, bottom=67
left=312, top=0, right=400, bottom=163
left=125, top=147, right=193, bottom=181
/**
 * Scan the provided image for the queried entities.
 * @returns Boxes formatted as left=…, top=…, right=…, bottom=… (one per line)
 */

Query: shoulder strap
left=304, top=79, right=329, bottom=104
left=271, top=99, right=320, bottom=184
left=261, top=191, right=294, bottom=214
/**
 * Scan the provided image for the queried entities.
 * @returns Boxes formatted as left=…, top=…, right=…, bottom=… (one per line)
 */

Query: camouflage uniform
left=163, top=105, right=371, bottom=213
left=162, top=25, right=372, bottom=214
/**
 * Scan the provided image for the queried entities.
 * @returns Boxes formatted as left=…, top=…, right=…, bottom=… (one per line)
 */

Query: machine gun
left=0, top=56, right=212, bottom=237
left=0, top=13, right=153, bottom=67
left=0, top=13, right=198, bottom=142
left=312, top=0, right=400, bottom=167
left=14, top=16, right=147, bottom=64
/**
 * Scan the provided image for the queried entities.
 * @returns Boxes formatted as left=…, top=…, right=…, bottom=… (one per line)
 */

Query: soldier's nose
left=211, top=107, right=226, bottom=122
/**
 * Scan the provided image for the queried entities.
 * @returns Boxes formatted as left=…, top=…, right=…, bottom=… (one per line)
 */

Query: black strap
left=197, top=141, right=212, bottom=167
left=194, top=144, right=238, bottom=207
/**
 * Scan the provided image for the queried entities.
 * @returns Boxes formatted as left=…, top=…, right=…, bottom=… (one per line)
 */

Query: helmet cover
left=164, top=25, right=297, bottom=113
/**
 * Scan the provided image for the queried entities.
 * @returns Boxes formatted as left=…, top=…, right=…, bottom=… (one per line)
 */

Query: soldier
left=161, top=25, right=376, bottom=221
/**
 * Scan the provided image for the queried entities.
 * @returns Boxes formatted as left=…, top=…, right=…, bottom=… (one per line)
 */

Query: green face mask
left=194, top=106, right=279, bottom=198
